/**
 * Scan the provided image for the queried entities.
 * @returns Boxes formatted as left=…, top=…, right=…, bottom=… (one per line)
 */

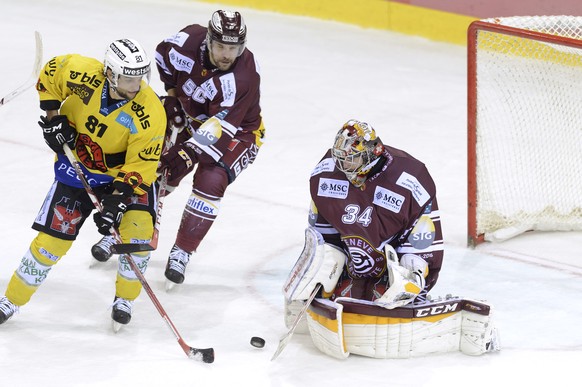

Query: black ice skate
left=111, top=296, right=133, bottom=332
left=0, top=297, right=19, bottom=324
left=91, top=235, right=116, bottom=262
left=164, top=245, right=191, bottom=290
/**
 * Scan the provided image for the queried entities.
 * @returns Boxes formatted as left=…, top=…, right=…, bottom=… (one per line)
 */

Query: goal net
left=467, top=16, right=582, bottom=246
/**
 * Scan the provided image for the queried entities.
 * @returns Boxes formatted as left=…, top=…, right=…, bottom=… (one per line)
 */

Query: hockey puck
left=250, top=336, right=265, bottom=348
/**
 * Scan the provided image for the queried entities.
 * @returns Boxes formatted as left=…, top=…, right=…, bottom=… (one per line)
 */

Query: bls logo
left=131, top=101, right=151, bottom=130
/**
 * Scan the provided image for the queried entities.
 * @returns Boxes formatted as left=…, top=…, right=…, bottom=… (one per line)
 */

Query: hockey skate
left=91, top=235, right=116, bottom=263
left=0, top=297, right=19, bottom=324
left=111, top=296, right=133, bottom=332
left=164, top=245, right=191, bottom=290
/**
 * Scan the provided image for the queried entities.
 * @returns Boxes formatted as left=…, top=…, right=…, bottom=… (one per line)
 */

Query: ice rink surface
left=0, top=1, right=581, bottom=386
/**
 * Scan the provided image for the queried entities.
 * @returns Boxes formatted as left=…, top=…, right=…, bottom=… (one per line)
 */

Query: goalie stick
left=0, top=31, right=43, bottom=107
left=62, top=144, right=214, bottom=363
left=271, top=283, right=322, bottom=361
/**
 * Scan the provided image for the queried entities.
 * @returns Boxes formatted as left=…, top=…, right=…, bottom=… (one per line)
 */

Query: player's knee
left=30, top=232, right=73, bottom=264
left=118, top=210, right=154, bottom=243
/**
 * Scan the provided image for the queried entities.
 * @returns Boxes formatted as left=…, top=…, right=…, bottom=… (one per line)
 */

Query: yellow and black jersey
left=37, top=54, right=166, bottom=195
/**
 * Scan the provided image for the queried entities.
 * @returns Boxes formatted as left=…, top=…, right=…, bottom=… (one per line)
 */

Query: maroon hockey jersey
left=155, top=24, right=264, bottom=150
left=309, top=146, right=444, bottom=293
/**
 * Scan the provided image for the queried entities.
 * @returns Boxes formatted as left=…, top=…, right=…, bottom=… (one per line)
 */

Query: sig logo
left=193, top=116, right=222, bottom=146
left=408, top=215, right=436, bottom=249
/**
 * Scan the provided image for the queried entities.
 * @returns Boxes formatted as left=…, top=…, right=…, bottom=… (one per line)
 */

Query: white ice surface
left=0, top=1, right=581, bottom=386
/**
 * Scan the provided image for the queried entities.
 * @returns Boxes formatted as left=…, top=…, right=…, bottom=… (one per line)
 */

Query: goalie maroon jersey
left=309, top=146, right=444, bottom=291
left=155, top=24, right=263, bottom=147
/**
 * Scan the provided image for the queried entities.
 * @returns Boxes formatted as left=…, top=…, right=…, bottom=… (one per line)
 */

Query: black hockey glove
left=93, top=194, right=128, bottom=236
left=163, top=96, right=187, bottom=131
left=38, top=115, right=77, bottom=154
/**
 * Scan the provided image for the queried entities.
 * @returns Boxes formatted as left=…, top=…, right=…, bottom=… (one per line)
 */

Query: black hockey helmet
left=207, top=10, right=247, bottom=55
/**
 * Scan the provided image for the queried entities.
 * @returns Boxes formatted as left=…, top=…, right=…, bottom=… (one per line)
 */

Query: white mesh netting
left=474, top=16, right=582, bottom=241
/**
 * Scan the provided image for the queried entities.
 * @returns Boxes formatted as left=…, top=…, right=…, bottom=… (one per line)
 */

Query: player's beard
left=112, top=86, right=139, bottom=100
left=210, top=51, right=235, bottom=71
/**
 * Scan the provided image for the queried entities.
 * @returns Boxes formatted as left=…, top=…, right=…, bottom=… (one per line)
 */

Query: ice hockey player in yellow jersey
left=0, top=38, right=166, bottom=331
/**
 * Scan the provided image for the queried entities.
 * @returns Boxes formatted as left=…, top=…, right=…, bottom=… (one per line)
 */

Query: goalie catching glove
left=38, top=115, right=77, bottom=153
left=374, top=245, right=428, bottom=309
left=93, top=182, right=133, bottom=235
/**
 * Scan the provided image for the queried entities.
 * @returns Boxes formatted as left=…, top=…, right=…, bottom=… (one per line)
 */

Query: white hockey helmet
left=206, top=10, right=247, bottom=56
left=103, top=38, right=151, bottom=87
left=331, top=119, right=385, bottom=187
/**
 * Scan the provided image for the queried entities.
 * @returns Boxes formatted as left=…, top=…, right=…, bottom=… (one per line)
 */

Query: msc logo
left=169, top=48, right=194, bottom=74
left=317, top=178, right=349, bottom=199
left=373, top=186, right=404, bottom=213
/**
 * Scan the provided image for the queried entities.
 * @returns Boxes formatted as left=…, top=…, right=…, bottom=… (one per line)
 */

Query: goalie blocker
left=305, top=296, right=500, bottom=359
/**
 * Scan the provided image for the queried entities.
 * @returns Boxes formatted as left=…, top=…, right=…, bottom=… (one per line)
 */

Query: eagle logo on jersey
left=50, top=197, right=83, bottom=236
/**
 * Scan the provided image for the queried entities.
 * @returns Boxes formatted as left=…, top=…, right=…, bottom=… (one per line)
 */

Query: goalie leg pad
left=314, top=297, right=499, bottom=359
left=283, top=227, right=346, bottom=301
left=460, top=299, right=499, bottom=355
left=306, top=298, right=349, bottom=359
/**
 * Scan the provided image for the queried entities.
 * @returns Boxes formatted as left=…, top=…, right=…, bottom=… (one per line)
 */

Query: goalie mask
left=206, top=10, right=247, bottom=58
left=331, top=119, right=384, bottom=187
left=103, top=38, right=151, bottom=91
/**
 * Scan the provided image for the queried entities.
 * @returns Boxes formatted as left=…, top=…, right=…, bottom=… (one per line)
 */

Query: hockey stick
left=63, top=144, right=214, bottom=362
left=271, top=283, right=322, bottom=361
left=0, top=31, right=43, bottom=107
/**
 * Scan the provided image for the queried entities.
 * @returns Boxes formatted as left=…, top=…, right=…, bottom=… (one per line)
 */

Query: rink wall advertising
left=197, top=0, right=582, bottom=45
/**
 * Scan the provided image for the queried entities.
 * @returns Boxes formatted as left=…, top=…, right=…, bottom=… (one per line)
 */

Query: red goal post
left=467, top=16, right=582, bottom=246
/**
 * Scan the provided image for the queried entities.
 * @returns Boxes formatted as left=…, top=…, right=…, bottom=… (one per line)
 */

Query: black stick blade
left=110, top=243, right=155, bottom=254
left=189, top=347, right=215, bottom=363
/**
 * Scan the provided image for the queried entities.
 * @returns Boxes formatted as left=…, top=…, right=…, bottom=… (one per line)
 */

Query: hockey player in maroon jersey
left=285, top=119, right=444, bottom=310
left=280, top=120, right=498, bottom=359
left=91, top=10, right=266, bottom=289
